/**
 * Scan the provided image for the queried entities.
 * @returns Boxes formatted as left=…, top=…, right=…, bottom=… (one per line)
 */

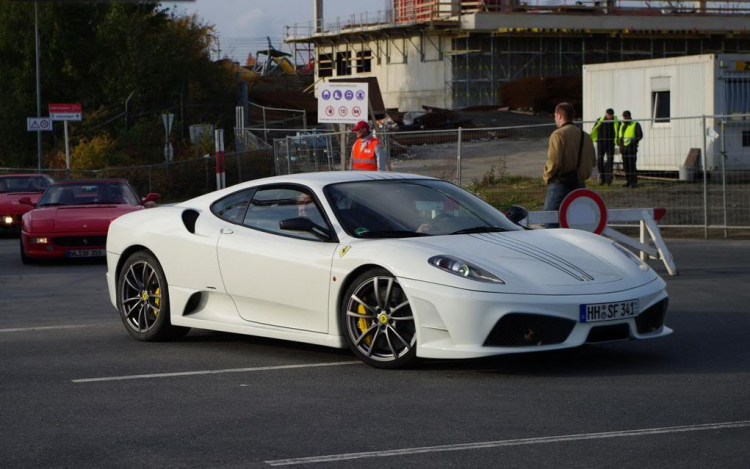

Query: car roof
left=233, top=171, right=437, bottom=190
left=183, top=172, right=441, bottom=209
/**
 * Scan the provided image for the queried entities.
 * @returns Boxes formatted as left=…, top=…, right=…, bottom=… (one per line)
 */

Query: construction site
left=280, top=0, right=750, bottom=116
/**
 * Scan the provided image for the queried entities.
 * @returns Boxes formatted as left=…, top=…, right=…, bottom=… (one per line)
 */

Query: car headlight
left=30, top=237, right=48, bottom=244
left=612, top=242, right=649, bottom=271
left=3, top=216, right=13, bottom=225
left=428, top=255, right=504, bottom=284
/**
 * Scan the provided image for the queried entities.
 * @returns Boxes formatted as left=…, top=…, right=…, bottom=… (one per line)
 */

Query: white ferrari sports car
left=106, top=172, right=670, bottom=368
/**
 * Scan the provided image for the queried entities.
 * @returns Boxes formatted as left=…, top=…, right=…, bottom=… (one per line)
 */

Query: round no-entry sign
left=559, top=189, right=608, bottom=234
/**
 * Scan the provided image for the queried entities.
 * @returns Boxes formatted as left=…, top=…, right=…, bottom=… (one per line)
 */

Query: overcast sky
left=171, top=0, right=385, bottom=60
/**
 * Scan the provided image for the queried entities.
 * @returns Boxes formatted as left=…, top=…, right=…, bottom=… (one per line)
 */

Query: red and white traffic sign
left=49, top=103, right=82, bottom=121
left=523, top=190, right=677, bottom=276
left=559, top=189, right=608, bottom=234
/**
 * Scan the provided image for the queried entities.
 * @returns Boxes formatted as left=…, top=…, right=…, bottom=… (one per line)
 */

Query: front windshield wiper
left=450, top=226, right=507, bottom=235
left=37, top=203, right=63, bottom=207
left=357, top=230, right=429, bottom=239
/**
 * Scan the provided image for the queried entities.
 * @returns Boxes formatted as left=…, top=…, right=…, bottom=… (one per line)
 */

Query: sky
left=171, top=0, right=386, bottom=61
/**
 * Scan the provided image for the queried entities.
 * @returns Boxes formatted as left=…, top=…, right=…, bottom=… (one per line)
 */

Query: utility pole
left=34, top=1, right=42, bottom=171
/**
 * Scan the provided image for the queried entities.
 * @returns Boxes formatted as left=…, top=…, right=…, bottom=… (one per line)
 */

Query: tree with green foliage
left=0, top=1, right=235, bottom=169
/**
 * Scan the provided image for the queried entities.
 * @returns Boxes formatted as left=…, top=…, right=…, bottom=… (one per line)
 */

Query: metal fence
left=0, top=149, right=276, bottom=203
left=4, top=114, right=749, bottom=235
left=271, top=115, right=750, bottom=235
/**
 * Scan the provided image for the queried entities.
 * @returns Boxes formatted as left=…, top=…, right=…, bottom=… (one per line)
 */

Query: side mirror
left=18, top=197, right=35, bottom=207
left=141, top=193, right=161, bottom=205
left=279, top=217, right=331, bottom=241
left=505, top=205, right=528, bottom=225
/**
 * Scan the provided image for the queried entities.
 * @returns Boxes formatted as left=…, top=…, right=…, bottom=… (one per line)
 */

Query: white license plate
left=67, top=249, right=106, bottom=258
left=580, top=300, right=639, bottom=323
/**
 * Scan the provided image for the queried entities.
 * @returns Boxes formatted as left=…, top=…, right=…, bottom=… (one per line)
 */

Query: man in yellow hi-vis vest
left=591, top=108, right=619, bottom=186
left=616, top=110, right=643, bottom=188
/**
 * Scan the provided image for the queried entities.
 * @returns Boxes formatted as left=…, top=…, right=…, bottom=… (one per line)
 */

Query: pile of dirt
left=499, top=75, right=582, bottom=117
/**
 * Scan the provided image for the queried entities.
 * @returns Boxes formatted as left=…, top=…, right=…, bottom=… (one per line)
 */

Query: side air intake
left=182, top=209, right=200, bottom=234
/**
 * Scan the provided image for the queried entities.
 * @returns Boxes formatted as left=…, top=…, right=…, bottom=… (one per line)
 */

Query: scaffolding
left=285, top=1, right=750, bottom=109
left=447, top=33, right=750, bottom=108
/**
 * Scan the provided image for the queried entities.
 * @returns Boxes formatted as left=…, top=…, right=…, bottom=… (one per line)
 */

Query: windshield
left=37, top=182, right=139, bottom=207
left=0, top=176, right=53, bottom=193
left=324, top=179, right=521, bottom=238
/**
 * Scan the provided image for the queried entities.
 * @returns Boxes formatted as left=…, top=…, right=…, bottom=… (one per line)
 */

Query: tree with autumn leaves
left=0, top=1, right=236, bottom=169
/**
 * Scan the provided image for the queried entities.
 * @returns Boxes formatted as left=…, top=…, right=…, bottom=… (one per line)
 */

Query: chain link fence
left=0, top=149, right=275, bottom=203
left=272, top=115, right=750, bottom=234
left=4, top=115, right=749, bottom=235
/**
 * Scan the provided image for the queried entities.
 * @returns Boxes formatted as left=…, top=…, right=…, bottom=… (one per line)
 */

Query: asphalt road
left=1, top=236, right=749, bottom=468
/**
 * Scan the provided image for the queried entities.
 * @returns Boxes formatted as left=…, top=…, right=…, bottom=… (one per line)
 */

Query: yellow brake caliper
left=357, top=304, right=373, bottom=346
left=153, top=287, right=161, bottom=317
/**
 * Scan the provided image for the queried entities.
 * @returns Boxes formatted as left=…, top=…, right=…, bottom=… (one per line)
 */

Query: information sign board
left=49, top=103, right=82, bottom=121
left=317, top=82, right=368, bottom=124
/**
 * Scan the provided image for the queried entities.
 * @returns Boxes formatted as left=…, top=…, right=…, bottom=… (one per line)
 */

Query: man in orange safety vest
left=349, top=120, right=387, bottom=171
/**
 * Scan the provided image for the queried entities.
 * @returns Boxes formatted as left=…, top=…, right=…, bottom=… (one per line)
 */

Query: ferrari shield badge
left=339, top=246, right=351, bottom=258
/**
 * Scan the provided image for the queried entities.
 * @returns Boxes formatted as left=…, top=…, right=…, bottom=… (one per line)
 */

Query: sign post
left=162, top=113, right=174, bottom=162
left=49, top=104, right=82, bottom=173
left=215, top=129, right=225, bottom=190
left=317, top=82, right=369, bottom=171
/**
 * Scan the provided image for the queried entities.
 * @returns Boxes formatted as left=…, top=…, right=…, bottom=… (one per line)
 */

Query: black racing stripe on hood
left=483, top=232, right=596, bottom=281
left=472, top=233, right=595, bottom=282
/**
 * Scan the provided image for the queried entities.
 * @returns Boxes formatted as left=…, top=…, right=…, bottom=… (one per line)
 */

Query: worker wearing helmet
left=349, top=121, right=387, bottom=171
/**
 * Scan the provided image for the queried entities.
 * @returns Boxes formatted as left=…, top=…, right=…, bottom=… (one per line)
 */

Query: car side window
left=211, top=190, right=253, bottom=223
left=244, top=187, right=327, bottom=241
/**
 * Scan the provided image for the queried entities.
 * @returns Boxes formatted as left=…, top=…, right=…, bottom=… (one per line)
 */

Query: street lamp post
left=34, top=1, right=42, bottom=172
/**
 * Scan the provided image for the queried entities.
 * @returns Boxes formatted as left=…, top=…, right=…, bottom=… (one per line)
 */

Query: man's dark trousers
left=623, top=154, right=638, bottom=186
left=543, top=181, right=585, bottom=228
left=597, top=144, right=615, bottom=184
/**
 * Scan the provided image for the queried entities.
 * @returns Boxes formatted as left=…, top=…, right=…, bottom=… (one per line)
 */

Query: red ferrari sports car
left=20, top=179, right=160, bottom=263
left=0, top=174, right=54, bottom=232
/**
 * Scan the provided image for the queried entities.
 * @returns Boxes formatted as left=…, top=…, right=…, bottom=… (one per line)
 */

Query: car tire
left=19, top=238, right=36, bottom=265
left=340, top=268, right=418, bottom=369
left=117, top=250, right=190, bottom=341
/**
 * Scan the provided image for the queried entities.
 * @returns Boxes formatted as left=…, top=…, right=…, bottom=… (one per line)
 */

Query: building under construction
left=285, top=0, right=750, bottom=111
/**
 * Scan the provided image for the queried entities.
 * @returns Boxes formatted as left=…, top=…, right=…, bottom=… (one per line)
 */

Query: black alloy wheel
left=341, top=268, right=417, bottom=369
left=117, top=251, right=189, bottom=341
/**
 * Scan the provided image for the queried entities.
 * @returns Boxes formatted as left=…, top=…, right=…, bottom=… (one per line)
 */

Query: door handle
left=220, top=228, right=234, bottom=234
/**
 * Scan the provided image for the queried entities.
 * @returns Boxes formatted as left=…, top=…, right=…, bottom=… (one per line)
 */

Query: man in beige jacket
left=543, top=103, right=596, bottom=226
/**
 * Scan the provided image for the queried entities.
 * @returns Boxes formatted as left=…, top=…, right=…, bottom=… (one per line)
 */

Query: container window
left=725, top=79, right=750, bottom=115
left=743, top=130, right=750, bottom=147
left=652, top=91, right=670, bottom=123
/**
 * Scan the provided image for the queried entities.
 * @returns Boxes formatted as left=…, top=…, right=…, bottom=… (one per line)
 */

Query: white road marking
left=72, top=361, right=360, bottom=383
left=0, top=324, right=109, bottom=333
left=265, top=420, right=750, bottom=466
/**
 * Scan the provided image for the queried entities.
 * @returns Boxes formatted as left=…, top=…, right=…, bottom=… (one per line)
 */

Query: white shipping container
left=583, top=54, right=750, bottom=172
